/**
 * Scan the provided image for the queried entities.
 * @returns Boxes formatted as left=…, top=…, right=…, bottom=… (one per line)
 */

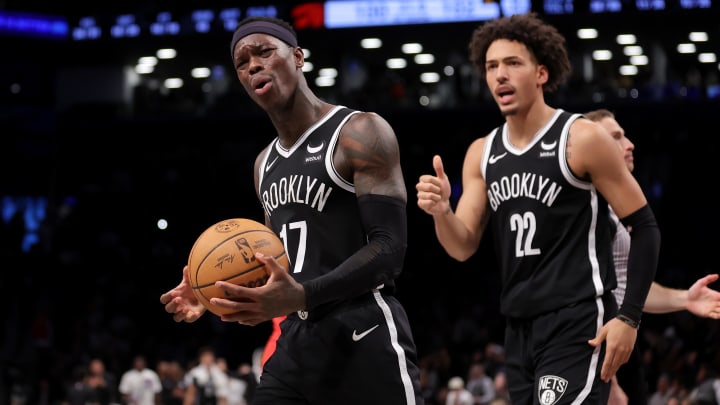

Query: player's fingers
left=218, top=304, right=270, bottom=325
left=601, top=364, right=615, bottom=383
left=416, top=174, right=441, bottom=191
left=417, top=189, right=442, bottom=202
left=255, top=252, right=290, bottom=281
left=173, top=308, right=189, bottom=322
left=587, top=327, right=607, bottom=347
left=163, top=295, right=182, bottom=313
left=159, top=291, right=173, bottom=304
left=257, top=252, right=281, bottom=269
left=587, top=335, right=603, bottom=347
left=601, top=351, right=619, bottom=382
left=433, top=155, right=446, bottom=178
left=417, top=198, right=443, bottom=216
left=700, top=273, right=720, bottom=286
left=214, top=281, right=255, bottom=300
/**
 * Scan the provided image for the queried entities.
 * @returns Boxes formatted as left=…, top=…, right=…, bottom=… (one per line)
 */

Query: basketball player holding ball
left=160, top=16, right=424, bottom=405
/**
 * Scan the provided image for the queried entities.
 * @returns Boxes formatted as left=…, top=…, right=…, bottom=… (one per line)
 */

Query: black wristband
left=616, top=314, right=640, bottom=329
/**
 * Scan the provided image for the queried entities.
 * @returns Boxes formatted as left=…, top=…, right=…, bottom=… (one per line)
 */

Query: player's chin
left=500, top=106, right=519, bottom=117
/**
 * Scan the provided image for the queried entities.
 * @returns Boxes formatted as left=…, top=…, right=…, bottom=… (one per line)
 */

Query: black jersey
left=481, top=109, right=616, bottom=319
left=257, top=105, right=368, bottom=287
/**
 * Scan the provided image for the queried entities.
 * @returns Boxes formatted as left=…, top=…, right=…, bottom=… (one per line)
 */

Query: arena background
left=2, top=0, right=720, bottom=403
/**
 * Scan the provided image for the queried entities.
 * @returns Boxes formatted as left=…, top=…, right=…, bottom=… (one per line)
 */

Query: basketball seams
left=190, top=229, right=279, bottom=285
left=192, top=251, right=289, bottom=289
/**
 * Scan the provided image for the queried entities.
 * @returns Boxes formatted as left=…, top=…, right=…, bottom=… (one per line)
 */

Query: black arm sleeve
left=618, top=204, right=661, bottom=323
left=301, top=194, right=408, bottom=310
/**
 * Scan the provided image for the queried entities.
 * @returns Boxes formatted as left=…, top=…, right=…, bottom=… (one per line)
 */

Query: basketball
left=187, top=218, right=289, bottom=316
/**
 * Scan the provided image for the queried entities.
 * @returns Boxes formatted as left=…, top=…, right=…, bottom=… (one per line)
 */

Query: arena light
left=689, top=32, right=708, bottom=42
left=420, top=72, right=440, bottom=83
left=630, top=55, right=649, bottom=65
left=361, top=38, right=382, bottom=49
left=577, top=28, right=598, bottom=39
left=164, top=78, right=184, bottom=89
left=619, top=65, right=638, bottom=76
left=386, top=58, right=407, bottom=69
left=616, top=34, right=636, bottom=45
left=592, top=50, right=613, bottom=61
left=677, top=43, right=696, bottom=54
left=414, top=54, right=435, bottom=65
left=699, top=53, right=717, bottom=63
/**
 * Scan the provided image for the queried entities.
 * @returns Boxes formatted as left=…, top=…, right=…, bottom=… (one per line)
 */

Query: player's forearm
left=644, top=282, right=688, bottom=314
left=303, top=194, right=407, bottom=310
left=433, top=209, right=482, bottom=262
left=618, top=204, right=661, bottom=323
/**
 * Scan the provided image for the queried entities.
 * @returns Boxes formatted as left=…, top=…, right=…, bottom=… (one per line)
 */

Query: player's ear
left=293, top=47, right=304, bottom=68
left=537, top=64, right=549, bottom=87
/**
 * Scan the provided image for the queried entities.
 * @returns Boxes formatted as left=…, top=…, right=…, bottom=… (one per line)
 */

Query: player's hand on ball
left=159, top=265, right=207, bottom=323
left=211, top=252, right=305, bottom=326
left=416, top=155, right=452, bottom=216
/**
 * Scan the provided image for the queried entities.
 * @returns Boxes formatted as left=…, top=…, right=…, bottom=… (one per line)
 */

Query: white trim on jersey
left=258, top=105, right=354, bottom=192
left=587, top=185, right=606, bottom=297
left=480, top=128, right=499, bottom=180
left=557, top=113, right=608, bottom=297
left=257, top=138, right=277, bottom=188
left=501, top=108, right=564, bottom=155
left=274, top=105, right=347, bottom=156
left=325, top=110, right=360, bottom=193
left=558, top=112, right=593, bottom=191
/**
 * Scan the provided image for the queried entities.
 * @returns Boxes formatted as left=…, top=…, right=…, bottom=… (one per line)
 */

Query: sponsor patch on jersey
left=305, top=142, right=324, bottom=164
left=305, top=154, right=323, bottom=164
left=538, top=375, right=567, bottom=405
left=539, top=151, right=556, bottom=158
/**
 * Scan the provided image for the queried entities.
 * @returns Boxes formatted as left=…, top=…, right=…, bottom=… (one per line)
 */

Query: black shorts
left=504, top=293, right=616, bottom=404
left=252, top=289, right=424, bottom=405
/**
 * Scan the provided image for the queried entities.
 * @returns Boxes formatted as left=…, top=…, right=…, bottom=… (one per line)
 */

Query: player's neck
left=505, top=104, right=556, bottom=149
left=271, top=95, right=333, bottom=148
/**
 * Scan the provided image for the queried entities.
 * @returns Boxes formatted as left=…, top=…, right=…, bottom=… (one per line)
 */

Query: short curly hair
left=468, top=12, right=571, bottom=92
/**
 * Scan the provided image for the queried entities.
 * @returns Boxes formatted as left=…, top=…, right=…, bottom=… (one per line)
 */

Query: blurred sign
left=323, top=0, right=504, bottom=28
left=0, top=10, right=68, bottom=38
left=545, top=0, right=712, bottom=13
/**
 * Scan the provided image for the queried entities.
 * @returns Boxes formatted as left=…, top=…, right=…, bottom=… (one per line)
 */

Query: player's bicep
left=339, top=112, right=407, bottom=201
left=575, top=123, right=647, bottom=218
left=595, top=168, right=647, bottom=219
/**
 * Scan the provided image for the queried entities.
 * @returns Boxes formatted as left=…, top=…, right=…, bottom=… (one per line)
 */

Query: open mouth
left=255, top=79, right=270, bottom=90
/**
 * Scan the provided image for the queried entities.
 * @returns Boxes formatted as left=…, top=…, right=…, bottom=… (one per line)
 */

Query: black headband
left=230, top=21, right=298, bottom=59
